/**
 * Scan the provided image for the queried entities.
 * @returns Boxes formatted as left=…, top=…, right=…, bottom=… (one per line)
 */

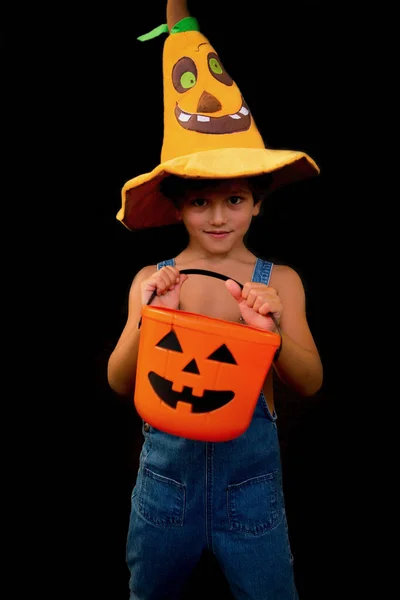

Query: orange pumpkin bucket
left=134, top=270, right=281, bottom=442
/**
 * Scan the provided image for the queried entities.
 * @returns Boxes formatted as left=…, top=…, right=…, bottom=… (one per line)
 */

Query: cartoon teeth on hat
left=117, top=0, right=320, bottom=230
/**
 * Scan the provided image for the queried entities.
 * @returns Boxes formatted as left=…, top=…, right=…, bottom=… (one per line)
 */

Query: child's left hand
left=225, top=280, right=282, bottom=332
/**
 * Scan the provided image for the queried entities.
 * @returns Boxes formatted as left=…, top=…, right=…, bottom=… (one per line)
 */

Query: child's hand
left=225, top=280, right=282, bottom=332
left=141, top=267, right=188, bottom=310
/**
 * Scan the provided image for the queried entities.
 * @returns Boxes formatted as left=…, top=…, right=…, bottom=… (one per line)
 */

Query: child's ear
left=252, top=201, right=261, bottom=217
left=175, top=209, right=182, bottom=221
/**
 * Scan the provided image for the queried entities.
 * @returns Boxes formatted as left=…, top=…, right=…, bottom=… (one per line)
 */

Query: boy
left=108, top=1, right=322, bottom=597
left=108, top=175, right=323, bottom=600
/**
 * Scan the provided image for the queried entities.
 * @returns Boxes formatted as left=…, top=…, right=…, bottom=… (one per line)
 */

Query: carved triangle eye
left=207, top=344, right=237, bottom=365
left=155, top=330, right=183, bottom=352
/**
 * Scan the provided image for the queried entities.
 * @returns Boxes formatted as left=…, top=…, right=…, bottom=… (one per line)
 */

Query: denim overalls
left=126, top=258, right=298, bottom=599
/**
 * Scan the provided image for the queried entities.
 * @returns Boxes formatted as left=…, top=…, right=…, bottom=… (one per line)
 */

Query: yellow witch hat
left=117, top=7, right=319, bottom=231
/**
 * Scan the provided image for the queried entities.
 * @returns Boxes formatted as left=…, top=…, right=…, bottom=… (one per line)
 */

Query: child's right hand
left=140, top=266, right=188, bottom=310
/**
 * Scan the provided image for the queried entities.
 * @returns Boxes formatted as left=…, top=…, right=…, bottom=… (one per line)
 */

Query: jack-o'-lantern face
left=149, top=329, right=237, bottom=413
left=134, top=307, right=280, bottom=442
left=161, top=30, right=265, bottom=162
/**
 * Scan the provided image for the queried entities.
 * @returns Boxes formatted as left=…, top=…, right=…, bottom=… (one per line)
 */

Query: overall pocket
left=138, top=467, right=186, bottom=529
left=227, top=471, right=282, bottom=536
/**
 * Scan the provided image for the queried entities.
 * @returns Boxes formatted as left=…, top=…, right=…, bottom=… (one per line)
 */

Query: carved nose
left=197, top=91, right=222, bottom=113
left=182, top=359, right=200, bottom=374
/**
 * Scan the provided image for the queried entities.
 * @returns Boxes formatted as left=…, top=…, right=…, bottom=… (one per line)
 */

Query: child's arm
left=226, top=267, right=323, bottom=397
left=107, top=266, right=187, bottom=396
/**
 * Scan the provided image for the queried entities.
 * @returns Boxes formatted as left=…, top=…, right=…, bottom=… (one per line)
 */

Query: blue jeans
left=126, top=393, right=298, bottom=600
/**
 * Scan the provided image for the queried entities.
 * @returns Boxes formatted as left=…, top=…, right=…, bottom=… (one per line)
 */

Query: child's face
left=177, top=180, right=260, bottom=253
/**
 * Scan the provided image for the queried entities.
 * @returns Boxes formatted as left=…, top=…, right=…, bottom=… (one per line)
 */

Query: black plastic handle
left=139, top=268, right=282, bottom=359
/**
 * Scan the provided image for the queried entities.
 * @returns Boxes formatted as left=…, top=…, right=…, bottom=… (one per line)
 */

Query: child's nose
left=209, top=205, right=227, bottom=225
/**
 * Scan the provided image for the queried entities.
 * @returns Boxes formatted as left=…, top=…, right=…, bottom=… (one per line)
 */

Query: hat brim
left=117, top=147, right=320, bottom=230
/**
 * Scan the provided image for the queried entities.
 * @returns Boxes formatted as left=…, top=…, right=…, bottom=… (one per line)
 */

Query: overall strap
left=158, top=258, right=273, bottom=283
left=157, top=258, right=175, bottom=269
left=251, top=258, right=274, bottom=285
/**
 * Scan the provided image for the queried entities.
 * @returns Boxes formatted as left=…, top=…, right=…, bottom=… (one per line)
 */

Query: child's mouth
left=205, top=231, right=231, bottom=239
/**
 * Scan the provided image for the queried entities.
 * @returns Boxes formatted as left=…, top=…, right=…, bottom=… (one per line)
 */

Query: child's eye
left=192, top=198, right=207, bottom=207
left=228, top=195, right=243, bottom=205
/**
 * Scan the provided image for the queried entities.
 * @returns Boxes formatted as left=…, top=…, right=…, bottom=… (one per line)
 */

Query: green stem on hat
left=137, top=16, right=200, bottom=42
left=171, top=16, right=200, bottom=34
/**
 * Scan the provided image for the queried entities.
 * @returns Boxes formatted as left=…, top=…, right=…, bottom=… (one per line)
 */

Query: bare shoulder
left=134, top=264, right=158, bottom=281
left=129, top=264, right=157, bottom=295
left=270, top=264, right=304, bottom=291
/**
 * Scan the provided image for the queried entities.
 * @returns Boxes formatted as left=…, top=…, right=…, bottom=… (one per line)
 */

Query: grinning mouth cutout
left=148, top=371, right=234, bottom=413
left=174, top=98, right=251, bottom=134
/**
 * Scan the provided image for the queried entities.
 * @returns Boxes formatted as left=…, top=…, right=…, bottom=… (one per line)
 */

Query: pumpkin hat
left=117, top=0, right=320, bottom=230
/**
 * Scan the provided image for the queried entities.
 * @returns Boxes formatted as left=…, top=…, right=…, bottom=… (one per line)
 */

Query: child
left=108, top=1, right=322, bottom=597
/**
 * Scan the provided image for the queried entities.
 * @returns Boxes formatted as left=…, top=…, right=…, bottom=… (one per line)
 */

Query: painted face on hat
left=172, top=46, right=251, bottom=135
left=161, top=30, right=265, bottom=161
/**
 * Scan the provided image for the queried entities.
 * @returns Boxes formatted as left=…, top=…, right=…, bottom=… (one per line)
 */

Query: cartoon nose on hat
left=197, top=91, right=222, bottom=113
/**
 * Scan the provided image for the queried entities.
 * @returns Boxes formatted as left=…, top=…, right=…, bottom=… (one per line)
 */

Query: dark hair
left=160, top=173, right=273, bottom=208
